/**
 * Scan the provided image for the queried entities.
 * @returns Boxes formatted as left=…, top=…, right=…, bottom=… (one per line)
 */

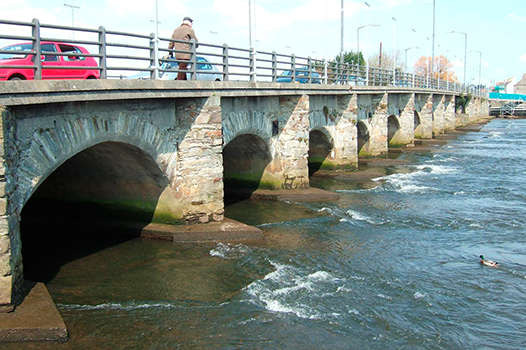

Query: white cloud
left=509, top=13, right=526, bottom=22
left=105, top=0, right=154, bottom=15
left=520, top=54, right=526, bottom=63
left=451, top=58, right=463, bottom=68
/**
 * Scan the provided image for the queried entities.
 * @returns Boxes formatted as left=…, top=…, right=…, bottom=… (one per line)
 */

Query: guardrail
left=0, top=18, right=487, bottom=96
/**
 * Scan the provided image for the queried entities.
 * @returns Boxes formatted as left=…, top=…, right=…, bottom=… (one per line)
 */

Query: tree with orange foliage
left=414, top=55, right=457, bottom=82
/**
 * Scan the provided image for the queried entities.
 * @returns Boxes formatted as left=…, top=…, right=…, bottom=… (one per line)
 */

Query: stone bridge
left=0, top=80, right=489, bottom=311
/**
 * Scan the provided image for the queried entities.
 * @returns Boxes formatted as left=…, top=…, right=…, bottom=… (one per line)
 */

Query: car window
left=59, top=44, right=85, bottom=61
left=41, top=44, right=59, bottom=62
left=281, top=71, right=292, bottom=76
left=0, top=44, right=32, bottom=59
left=196, top=57, right=211, bottom=70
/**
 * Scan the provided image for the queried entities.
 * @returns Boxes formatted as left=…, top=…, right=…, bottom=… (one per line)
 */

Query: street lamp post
left=426, top=37, right=430, bottom=88
left=404, top=46, right=419, bottom=71
left=357, top=23, right=379, bottom=86
left=63, top=3, right=80, bottom=38
left=468, top=50, right=482, bottom=95
left=446, top=30, right=468, bottom=92
left=392, top=17, right=396, bottom=85
left=405, top=46, right=419, bottom=87
left=340, top=0, right=344, bottom=65
left=357, top=24, right=380, bottom=57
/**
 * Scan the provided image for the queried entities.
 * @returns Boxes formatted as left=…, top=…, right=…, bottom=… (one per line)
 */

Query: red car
left=0, top=41, right=100, bottom=80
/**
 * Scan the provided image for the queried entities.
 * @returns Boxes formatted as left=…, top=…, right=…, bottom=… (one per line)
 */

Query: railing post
left=323, top=60, right=328, bottom=85
left=150, top=33, right=159, bottom=80
left=272, top=51, right=277, bottom=82
left=189, top=39, right=197, bottom=80
left=291, top=54, right=296, bottom=83
left=222, top=44, right=229, bottom=81
left=31, top=18, right=41, bottom=80
left=307, top=56, right=312, bottom=84
left=98, top=26, right=107, bottom=79
left=249, top=47, right=255, bottom=82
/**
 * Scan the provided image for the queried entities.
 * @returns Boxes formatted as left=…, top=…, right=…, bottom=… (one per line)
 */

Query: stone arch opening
left=357, top=121, right=370, bottom=156
left=223, top=134, right=272, bottom=203
left=21, top=141, right=180, bottom=283
left=387, top=115, right=401, bottom=147
left=308, top=129, right=333, bottom=176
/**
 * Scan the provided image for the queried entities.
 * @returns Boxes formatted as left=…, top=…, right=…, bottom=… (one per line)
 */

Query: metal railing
left=0, top=18, right=487, bottom=97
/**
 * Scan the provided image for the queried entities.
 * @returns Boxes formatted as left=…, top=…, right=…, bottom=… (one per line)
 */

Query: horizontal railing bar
left=106, top=42, right=151, bottom=50
left=40, top=22, right=101, bottom=34
left=106, top=55, right=151, bottom=61
left=104, top=30, right=151, bottom=39
left=0, top=35, right=35, bottom=41
left=40, top=37, right=103, bottom=46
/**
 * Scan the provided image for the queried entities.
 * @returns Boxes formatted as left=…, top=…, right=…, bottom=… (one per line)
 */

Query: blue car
left=276, top=68, right=321, bottom=84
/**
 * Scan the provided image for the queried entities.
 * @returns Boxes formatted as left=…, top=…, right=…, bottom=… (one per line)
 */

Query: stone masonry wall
left=0, top=106, right=18, bottom=312
left=276, top=95, right=310, bottom=189
left=414, top=93, right=433, bottom=139
left=398, top=94, right=416, bottom=146
left=433, top=95, right=446, bottom=135
left=176, top=96, right=224, bottom=223
left=369, top=93, right=389, bottom=156
left=444, top=96, right=456, bottom=131
left=308, top=94, right=358, bottom=169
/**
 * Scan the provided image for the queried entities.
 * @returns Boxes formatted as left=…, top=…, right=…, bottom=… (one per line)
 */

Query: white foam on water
left=415, top=164, right=457, bottom=175
left=57, top=301, right=181, bottom=311
left=209, top=242, right=250, bottom=259
left=244, top=261, right=340, bottom=319
left=413, top=291, right=427, bottom=299
left=373, top=163, right=457, bottom=194
left=488, top=131, right=503, bottom=139
left=377, top=294, right=392, bottom=300
left=348, top=309, right=360, bottom=315
left=345, top=209, right=384, bottom=225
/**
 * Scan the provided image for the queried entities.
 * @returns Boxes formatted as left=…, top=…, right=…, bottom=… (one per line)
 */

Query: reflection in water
left=7, top=119, right=526, bottom=350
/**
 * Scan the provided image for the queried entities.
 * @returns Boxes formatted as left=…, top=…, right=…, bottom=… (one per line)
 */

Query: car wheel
left=8, top=77, right=22, bottom=81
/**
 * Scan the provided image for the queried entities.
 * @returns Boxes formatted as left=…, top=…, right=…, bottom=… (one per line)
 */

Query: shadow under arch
left=308, top=129, right=333, bottom=176
left=21, top=141, right=178, bottom=283
left=223, top=134, right=272, bottom=205
left=387, top=115, right=401, bottom=146
left=357, top=121, right=370, bottom=156
left=414, top=110, right=423, bottom=137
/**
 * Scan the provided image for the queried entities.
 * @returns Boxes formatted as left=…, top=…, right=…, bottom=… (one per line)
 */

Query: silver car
left=127, top=56, right=222, bottom=81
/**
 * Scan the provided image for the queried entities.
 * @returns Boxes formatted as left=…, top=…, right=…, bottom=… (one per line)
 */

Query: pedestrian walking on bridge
left=168, top=16, right=198, bottom=80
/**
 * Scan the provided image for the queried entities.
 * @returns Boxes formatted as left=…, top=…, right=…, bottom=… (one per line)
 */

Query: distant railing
left=0, top=18, right=487, bottom=97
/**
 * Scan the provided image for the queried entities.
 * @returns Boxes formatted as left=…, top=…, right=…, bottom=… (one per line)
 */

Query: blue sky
left=1, top=0, right=525, bottom=86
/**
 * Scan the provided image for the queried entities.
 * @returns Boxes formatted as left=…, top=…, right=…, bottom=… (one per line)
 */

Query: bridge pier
left=414, top=93, right=434, bottom=139
left=308, top=94, right=358, bottom=171
left=387, top=93, right=415, bottom=147
left=444, top=95, right=456, bottom=131
left=357, top=93, right=389, bottom=156
left=433, top=94, right=446, bottom=135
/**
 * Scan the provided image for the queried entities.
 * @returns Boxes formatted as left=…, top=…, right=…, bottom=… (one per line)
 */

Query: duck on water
left=480, top=255, right=499, bottom=268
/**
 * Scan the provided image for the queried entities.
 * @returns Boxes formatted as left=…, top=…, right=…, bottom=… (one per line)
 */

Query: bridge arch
left=16, top=116, right=179, bottom=214
left=308, top=127, right=334, bottom=176
left=222, top=133, right=274, bottom=199
left=387, top=115, right=402, bottom=147
left=357, top=121, right=371, bottom=156
left=20, top=139, right=183, bottom=285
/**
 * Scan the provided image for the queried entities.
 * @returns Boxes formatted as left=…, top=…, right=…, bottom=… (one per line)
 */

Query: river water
left=8, top=118, right=526, bottom=349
